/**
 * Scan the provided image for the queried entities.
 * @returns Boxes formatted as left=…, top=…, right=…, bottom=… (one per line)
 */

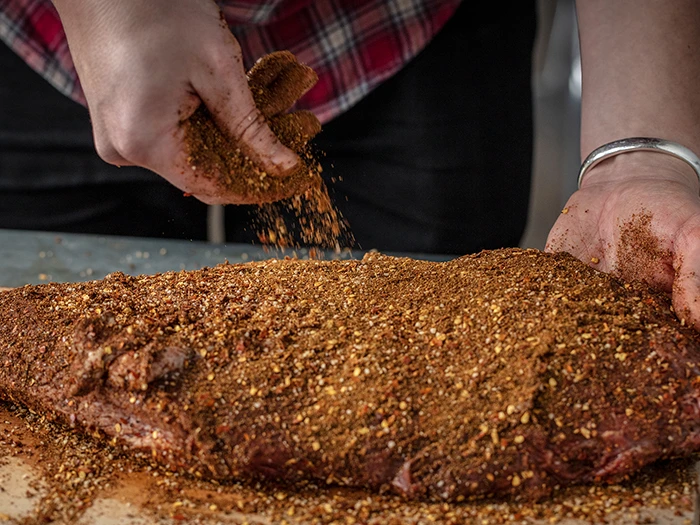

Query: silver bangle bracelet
left=577, top=137, right=700, bottom=190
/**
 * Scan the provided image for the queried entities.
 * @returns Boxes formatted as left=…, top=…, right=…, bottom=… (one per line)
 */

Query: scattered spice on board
left=1, top=397, right=695, bottom=523
left=181, top=50, right=353, bottom=251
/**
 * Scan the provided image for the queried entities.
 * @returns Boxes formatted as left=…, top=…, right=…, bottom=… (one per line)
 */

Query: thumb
left=672, top=241, right=700, bottom=331
left=193, top=36, right=300, bottom=178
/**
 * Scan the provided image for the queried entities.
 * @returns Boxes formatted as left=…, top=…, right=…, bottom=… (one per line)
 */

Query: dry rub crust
left=1, top=249, right=700, bottom=502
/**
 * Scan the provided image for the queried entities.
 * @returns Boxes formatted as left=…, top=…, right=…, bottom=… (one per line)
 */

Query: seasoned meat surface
left=1, top=249, right=699, bottom=501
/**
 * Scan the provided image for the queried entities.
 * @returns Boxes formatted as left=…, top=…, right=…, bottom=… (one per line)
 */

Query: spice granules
left=182, top=50, right=321, bottom=204
left=0, top=403, right=694, bottom=524
left=181, top=51, right=353, bottom=251
left=2, top=248, right=700, bottom=513
left=181, top=105, right=318, bottom=205
left=615, top=211, right=673, bottom=285
left=253, top=185, right=354, bottom=251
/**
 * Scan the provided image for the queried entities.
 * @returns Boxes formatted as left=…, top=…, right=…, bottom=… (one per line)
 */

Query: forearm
left=576, top=1, right=700, bottom=159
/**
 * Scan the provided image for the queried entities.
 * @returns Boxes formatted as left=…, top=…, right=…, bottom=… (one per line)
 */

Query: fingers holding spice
left=270, top=111, right=322, bottom=150
left=180, top=105, right=320, bottom=205
left=52, top=0, right=321, bottom=206
left=248, top=51, right=319, bottom=118
left=180, top=51, right=323, bottom=205
left=191, top=41, right=301, bottom=180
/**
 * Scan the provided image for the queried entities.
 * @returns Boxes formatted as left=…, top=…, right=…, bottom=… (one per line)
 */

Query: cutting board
left=0, top=400, right=695, bottom=525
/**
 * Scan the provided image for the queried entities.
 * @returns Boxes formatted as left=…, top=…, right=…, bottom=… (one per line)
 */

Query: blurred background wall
left=521, top=0, right=581, bottom=249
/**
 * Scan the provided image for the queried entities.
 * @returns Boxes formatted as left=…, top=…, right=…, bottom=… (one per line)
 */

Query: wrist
left=579, top=150, right=700, bottom=193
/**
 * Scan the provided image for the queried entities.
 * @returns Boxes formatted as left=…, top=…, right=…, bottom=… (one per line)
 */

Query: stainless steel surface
left=0, top=229, right=449, bottom=287
left=0, top=229, right=335, bottom=287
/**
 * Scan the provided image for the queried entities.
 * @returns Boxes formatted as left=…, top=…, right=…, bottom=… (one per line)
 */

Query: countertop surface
left=0, top=229, right=355, bottom=288
left=0, top=228, right=452, bottom=288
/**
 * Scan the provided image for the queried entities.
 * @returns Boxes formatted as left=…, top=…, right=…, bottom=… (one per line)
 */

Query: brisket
left=1, top=249, right=699, bottom=501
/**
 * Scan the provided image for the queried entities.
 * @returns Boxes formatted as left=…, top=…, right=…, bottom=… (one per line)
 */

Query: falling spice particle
left=182, top=51, right=353, bottom=252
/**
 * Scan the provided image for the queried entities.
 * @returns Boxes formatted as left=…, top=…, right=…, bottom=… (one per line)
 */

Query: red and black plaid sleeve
left=0, top=0, right=461, bottom=123
left=0, top=0, right=85, bottom=104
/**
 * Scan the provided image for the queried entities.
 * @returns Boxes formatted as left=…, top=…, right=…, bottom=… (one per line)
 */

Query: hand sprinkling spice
left=181, top=51, right=323, bottom=205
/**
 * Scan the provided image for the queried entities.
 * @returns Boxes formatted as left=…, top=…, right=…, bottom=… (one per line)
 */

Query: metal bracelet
left=577, top=137, right=700, bottom=190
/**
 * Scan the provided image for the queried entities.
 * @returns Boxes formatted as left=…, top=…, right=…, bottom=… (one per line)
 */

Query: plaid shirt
left=0, top=0, right=461, bottom=124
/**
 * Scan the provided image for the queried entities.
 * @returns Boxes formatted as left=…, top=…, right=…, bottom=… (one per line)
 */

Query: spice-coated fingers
left=270, top=110, right=322, bottom=150
left=248, top=52, right=318, bottom=118
left=247, top=51, right=297, bottom=87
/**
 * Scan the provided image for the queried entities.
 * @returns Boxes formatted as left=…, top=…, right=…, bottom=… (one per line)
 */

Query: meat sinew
left=1, top=249, right=699, bottom=501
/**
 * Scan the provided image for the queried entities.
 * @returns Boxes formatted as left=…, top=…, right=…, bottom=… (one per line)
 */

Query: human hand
left=53, top=0, right=317, bottom=204
left=545, top=152, right=700, bottom=329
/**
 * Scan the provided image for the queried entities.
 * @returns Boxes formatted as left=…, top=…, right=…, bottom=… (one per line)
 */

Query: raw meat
left=1, top=249, right=699, bottom=501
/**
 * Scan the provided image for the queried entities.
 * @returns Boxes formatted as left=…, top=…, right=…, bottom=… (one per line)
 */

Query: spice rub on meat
left=1, top=249, right=700, bottom=502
